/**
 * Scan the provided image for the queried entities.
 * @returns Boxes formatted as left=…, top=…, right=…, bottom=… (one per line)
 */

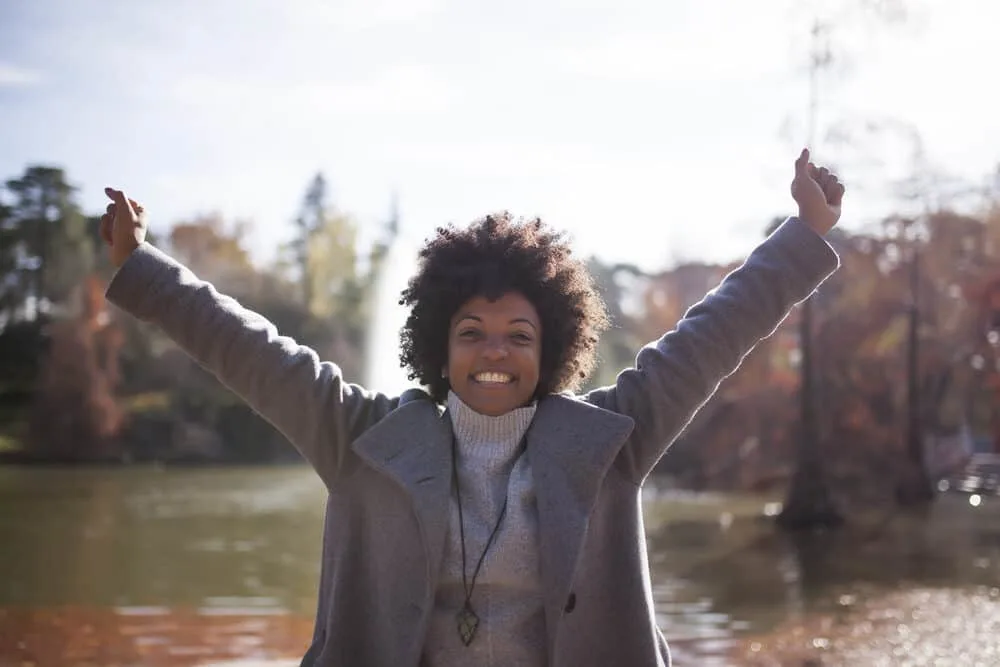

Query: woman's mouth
left=473, top=371, right=514, bottom=385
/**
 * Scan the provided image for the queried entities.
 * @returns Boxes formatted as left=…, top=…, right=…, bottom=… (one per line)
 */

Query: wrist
left=112, top=241, right=141, bottom=268
left=797, top=209, right=836, bottom=236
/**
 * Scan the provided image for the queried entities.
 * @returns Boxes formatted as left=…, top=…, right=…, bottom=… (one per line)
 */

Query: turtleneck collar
left=446, top=391, right=537, bottom=463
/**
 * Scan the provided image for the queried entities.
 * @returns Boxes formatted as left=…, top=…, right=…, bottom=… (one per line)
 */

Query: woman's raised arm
left=100, top=189, right=395, bottom=488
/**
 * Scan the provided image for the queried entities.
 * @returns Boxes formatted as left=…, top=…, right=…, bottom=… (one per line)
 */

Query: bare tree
left=778, top=0, right=912, bottom=529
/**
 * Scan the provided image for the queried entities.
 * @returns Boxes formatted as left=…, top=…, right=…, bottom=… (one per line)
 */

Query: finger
left=100, top=215, right=113, bottom=245
left=106, top=203, right=115, bottom=214
left=822, top=178, right=840, bottom=203
left=104, top=187, right=136, bottom=217
left=828, top=181, right=846, bottom=207
left=795, top=148, right=810, bottom=177
left=129, top=198, right=144, bottom=213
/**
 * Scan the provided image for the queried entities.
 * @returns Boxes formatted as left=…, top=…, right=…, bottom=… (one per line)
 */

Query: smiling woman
left=98, top=149, right=844, bottom=666
left=399, top=213, right=609, bottom=417
left=446, top=293, right=542, bottom=417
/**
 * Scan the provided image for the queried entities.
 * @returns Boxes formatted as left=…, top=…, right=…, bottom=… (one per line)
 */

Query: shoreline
left=0, top=453, right=308, bottom=467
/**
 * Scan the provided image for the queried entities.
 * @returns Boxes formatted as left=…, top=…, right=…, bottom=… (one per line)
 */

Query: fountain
left=363, top=213, right=420, bottom=398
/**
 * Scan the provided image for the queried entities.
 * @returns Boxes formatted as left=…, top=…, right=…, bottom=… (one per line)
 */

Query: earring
left=441, top=368, right=448, bottom=378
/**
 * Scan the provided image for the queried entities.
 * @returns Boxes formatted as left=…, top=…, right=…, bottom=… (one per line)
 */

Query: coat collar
left=350, top=393, right=454, bottom=584
left=349, top=390, right=635, bottom=633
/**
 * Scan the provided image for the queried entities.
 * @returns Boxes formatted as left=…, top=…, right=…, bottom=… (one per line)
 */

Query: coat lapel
left=349, top=390, right=636, bottom=648
left=350, top=395, right=453, bottom=584
left=528, top=394, right=635, bottom=638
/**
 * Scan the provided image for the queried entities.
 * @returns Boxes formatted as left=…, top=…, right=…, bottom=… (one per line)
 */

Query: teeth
left=475, top=372, right=512, bottom=384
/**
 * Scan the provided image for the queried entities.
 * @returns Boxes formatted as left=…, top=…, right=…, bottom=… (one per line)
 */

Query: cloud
left=547, top=0, right=804, bottom=85
left=0, top=62, right=42, bottom=87
left=296, top=64, right=455, bottom=114
left=553, top=28, right=790, bottom=84
left=285, top=0, right=445, bottom=31
left=165, top=63, right=455, bottom=118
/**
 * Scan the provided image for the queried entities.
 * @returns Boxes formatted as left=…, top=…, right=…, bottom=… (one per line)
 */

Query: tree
left=168, top=214, right=257, bottom=287
left=777, top=1, right=910, bottom=530
left=28, top=276, right=125, bottom=461
left=278, top=173, right=369, bottom=380
left=0, top=199, right=18, bottom=323
left=583, top=258, right=646, bottom=390
left=290, top=173, right=328, bottom=312
left=0, top=167, right=97, bottom=455
left=2, top=167, right=93, bottom=324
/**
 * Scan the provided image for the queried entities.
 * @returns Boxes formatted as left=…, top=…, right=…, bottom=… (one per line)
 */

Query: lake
left=1, top=465, right=998, bottom=666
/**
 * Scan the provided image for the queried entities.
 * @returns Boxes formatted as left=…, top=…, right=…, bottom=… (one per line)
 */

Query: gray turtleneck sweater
left=420, top=392, right=545, bottom=666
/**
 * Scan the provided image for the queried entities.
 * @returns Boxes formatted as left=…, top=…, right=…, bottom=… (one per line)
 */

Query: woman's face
left=446, top=292, right=542, bottom=416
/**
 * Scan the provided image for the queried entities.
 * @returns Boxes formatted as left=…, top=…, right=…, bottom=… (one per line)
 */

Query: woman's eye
left=511, top=332, right=533, bottom=343
left=459, top=329, right=481, bottom=339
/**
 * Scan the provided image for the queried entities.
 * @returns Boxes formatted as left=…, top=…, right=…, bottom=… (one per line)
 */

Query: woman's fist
left=100, top=188, right=147, bottom=268
left=790, top=148, right=845, bottom=236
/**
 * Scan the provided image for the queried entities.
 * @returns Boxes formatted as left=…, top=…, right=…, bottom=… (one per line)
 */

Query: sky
left=1, top=0, right=998, bottom=273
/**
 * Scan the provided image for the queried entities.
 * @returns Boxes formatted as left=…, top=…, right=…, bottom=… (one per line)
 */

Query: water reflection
left=2, top=467, right=999, bottom=665
left=0, top=605, right=312, bottom=666
left=645, top=489, right=1000, bottom=664
left=0, top=466, right=327, bottom=615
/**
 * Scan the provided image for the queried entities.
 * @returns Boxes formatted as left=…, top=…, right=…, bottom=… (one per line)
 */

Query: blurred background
left=2, top=0, right=999, bottom=665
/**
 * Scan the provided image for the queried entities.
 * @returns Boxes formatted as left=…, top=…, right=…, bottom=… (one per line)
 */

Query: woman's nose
left=482, top=338, right=509, bottom=360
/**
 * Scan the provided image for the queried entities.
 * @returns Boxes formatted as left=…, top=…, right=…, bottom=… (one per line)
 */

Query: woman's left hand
left=791, top=148, right=845, bottom=236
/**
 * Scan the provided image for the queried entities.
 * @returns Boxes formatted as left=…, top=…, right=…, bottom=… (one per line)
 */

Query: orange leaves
left=27, top=273, right=126, bottom=461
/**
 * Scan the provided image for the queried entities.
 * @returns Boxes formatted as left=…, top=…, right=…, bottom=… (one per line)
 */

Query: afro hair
left=398, top=212, right=610, bottom=402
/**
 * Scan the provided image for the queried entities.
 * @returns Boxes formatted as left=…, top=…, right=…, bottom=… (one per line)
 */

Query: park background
left=3, top=0, right=1000, bottom=664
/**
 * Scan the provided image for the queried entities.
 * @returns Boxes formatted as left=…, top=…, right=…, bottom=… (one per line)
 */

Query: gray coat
left=106, top=217, right=839, bottom=666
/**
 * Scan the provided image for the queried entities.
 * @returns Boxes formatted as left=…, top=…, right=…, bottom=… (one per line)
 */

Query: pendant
left=456, top=601, right=480, bottom=646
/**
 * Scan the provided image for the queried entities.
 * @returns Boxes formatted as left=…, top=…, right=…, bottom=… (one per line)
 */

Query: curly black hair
left=399, top=212, right=610, bottom=402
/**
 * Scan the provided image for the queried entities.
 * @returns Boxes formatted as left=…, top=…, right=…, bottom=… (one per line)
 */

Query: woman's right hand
left=100, top=187, right=148, bottom=268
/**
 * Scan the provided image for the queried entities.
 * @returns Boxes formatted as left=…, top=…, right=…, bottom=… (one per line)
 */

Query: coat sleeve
left=105, top=243, right=395, bottom=488
left=580, top=217, right=840, bottom=484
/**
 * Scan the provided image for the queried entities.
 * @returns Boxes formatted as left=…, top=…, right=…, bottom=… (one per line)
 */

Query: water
left=2, top=467, right=1000, bottom=666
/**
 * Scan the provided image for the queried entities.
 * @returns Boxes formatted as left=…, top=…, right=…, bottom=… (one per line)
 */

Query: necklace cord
left=449, top=428, right=525, bottom=607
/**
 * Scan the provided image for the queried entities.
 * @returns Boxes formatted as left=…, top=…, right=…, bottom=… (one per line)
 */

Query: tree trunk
left=896, top=245, right=935, bottom=505
left=778, top=297, right=844, bottom=531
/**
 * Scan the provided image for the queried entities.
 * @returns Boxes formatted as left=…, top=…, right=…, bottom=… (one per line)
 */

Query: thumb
left=794, top=148, right=811, bottom=179
left=104, top=187, right=137, bottom=217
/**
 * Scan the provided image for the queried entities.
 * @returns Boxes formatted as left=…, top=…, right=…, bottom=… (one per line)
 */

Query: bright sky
left=1, top=0, right=997, bottom=272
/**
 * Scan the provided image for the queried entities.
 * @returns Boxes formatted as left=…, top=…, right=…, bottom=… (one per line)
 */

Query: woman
left=100, top=149, right=844, bottom=666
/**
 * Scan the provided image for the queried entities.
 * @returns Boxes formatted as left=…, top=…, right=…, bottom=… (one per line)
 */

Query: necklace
left=450, top=428, right=528, bottom=647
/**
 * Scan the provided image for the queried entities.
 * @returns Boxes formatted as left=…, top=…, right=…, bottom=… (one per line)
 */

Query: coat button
left=564, top=593, right=576, bottom=614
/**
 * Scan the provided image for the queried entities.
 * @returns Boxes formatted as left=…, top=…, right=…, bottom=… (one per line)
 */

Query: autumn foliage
left=27, top=276, right=125, bottom=461
left=2, top=163, right=999, bottom=491
left=645, top=209, right=1000, bottom=498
